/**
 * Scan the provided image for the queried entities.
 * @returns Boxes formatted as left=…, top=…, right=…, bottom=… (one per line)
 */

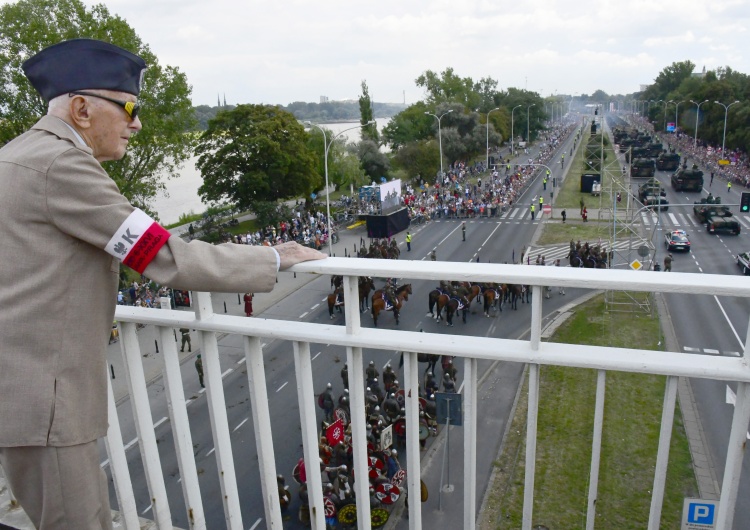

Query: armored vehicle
left=656, top=153, right=681, bottom=171
left=671, top=166, right=704, bottom=191
left=631, top=158, right=656, bottom=178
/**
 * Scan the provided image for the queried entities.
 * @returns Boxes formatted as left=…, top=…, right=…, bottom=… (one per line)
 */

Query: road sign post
left=682, top=498, right=718, bottom=529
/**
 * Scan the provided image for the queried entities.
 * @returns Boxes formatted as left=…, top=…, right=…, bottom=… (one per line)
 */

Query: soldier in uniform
left=430, top=249, right=437, bottom=261
left=443, top=372, right=457, bottom=392
left=340, top=363, right=349, bottom=390
left=180, top=327, right=192, bottom=352
left=384, top=280, right=397, bottom=308
left=320, top=383, right=335, bottom=422
left=382, top=365, right=397, bottom=393
left=443, top=359, right=458, bottom=382
left=664, top=253, right=673, bottom=272
left=425, top=372, right=439, bottom=396
left=195, top=354, right=205, bottom=388
left=365, top=360, right=379, bottom=386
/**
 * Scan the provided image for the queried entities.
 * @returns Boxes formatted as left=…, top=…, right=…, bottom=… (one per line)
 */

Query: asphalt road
left=103, top=126, right=590, bottom=529
left=622, top=131, right=750, bottom=529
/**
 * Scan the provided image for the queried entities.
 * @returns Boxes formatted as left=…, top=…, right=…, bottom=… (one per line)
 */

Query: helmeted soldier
left=384, top=281, right=397, bottom=308
left=320, top=383, right=335, bottom=422
left=365, top=360, right=379, bottom=386
left=443, top=359, right=457, bottom=382
left=382, top=364, right=397, bottom=392
left=382, top=392, right=400, bottom=421
left=425, top=371, right=439, bottom=396
left=443, top=372, right=456, bottom=392
left=340, top=363, right=349, bottom=390
left=370, top=377, right=385, bottom=402
left=424, top=394, right=437, bottom=418
left=338, top=388, right=350, bottom=410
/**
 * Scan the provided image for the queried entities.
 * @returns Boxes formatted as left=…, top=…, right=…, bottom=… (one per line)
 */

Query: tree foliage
left=195, top=104, right=320, bottom=209
left=359, top=80, right=379, bottom=143
left=355, top=140, right=390, bottom=181
left=0, top=0, right=196, bottom=216
left=393, top=139, right=440, bottom=183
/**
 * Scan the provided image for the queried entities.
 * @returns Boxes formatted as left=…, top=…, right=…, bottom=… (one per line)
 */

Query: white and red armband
left=105, top=209, right=171, bottom=274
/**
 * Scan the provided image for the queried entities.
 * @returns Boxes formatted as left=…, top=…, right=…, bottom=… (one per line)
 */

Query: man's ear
left=68, top=94, right=93, bottom=129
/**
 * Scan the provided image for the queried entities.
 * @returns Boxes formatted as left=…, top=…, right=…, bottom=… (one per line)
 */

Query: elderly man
left=0, top=39, right=324, bottom=529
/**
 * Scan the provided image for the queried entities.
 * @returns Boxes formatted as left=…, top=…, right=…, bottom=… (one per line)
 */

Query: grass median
left=481, top=295, right=697, bottom=529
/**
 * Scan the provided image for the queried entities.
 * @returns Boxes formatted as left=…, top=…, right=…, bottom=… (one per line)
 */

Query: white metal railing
left=108, top=257, right=750, bottom=530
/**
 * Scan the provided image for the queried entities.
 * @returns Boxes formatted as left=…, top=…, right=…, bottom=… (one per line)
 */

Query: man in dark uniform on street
left=195, top=354, right=205, bottom=388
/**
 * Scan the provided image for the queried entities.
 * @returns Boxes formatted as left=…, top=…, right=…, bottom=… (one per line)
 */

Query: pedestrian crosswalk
left=524, top=240, right=636, bottom=264
left=638, top=211, right=750, bottom=231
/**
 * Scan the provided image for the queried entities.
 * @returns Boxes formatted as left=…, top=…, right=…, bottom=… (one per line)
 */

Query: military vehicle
left=694, top=195, right=740, bottom=235
left=644, top=142, right=664, bottom=158
left=631, top=158, right=656, bottom=178
left=671, top=166, right=704, bottom=191
left=655, top=152, right=681, bottom=171
left=638, top=179, right=669, bottom=211
left=625, top=146, right=648, bottom=163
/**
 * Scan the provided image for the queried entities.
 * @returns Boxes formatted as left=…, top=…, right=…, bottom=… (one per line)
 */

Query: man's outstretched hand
left=275, top=242, right=327, bottom=271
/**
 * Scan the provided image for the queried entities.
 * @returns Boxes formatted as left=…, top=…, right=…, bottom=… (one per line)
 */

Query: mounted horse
left=327, top=287, right=344, bottom=319
left=417, top=352, right=440, bottom=375
left=503, top=284, right=524, bottom=310
left=426, top=288, right=448, bottom=319
left=331, top=275, right=343, bottom=290
left=458, top=282, right=482, bottom=305
left=358, top=276, right=375, bottom=313
left=443, top=295, right=470, bottom=326
left=372, top=284, right=412, bottom=326
left=482, top=285, right=505, bottom=316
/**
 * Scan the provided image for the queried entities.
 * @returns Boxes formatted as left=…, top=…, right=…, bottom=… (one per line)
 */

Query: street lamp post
left=510, top=105, right=522, bottom=155
left=662, top=100, right=671, bottom=133
left=425, top=110, right=453, bottom=180
left=305, top=120, right=375, bottom=256
left=526, top=104, right=535, bottom=146
left=689, top=99, right=709, bottom=148
left=484, top=107, right=500, bottom=169
left=714, top=100, right=741, bottom=160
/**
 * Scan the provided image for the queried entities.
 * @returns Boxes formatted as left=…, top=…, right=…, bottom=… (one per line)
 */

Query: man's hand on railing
left=275, top=241, right=327, bottom=270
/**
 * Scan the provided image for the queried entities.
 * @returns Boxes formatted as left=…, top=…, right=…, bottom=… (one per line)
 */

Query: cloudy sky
left=75, top=0, right=748, bottom=106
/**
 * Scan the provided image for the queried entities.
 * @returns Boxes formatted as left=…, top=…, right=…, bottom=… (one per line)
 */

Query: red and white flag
left=326, top=419, right=345, bottom=446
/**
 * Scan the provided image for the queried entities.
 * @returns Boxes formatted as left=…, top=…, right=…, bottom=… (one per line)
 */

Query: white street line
left=703, top=348, right=720, bottom=355
left=206, top=447, right=215, bottom=456
left=683, top=346, right=700, bottom=352
left=249, top=518, right=263, bottom=530
left=221, top=368, right=233, bottom=378
left=728, top=351, right=741, bottom=357
left=276, top=381, right=289, bottom=393
left=300, top=312, right=309, bottom=318
left=237, top=358, right=246, bottom=365
left=199, top=388, right=206, bottom=394
left=714, top=295, right=744, bottom=348
left=311, top=303, right=320, bottom=310
left=312, top=351, right=322, bottom=361
left=186, top=398, right=194, bottom=407
left=100, top=459, right=109, bottom=469
left=142, top=504, right=153, bottom=515
left=153, top=416, right=168, bottom=429
left=233, top=418, right=249, bottom=432
left=124, top=438, right=138, bottom=451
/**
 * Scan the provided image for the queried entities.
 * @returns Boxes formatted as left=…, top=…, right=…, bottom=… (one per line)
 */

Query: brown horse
left=459, top=282, right=482, bottom=306
left=372, top=284, right=412, bottom=326
left=442, top=295, right=470, bottom=326
left=483, top=286, right=502, bottom=316
left=327, top=287, right=344, bottom=319
left=426, top=288, right=448, bottom=319
left=359, top=276, right=375, bottom=313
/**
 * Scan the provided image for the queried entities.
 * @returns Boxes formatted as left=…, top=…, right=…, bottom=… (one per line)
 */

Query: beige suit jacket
left=0, top=116, right=278, bottom=446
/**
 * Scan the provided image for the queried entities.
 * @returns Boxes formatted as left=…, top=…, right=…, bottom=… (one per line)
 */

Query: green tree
left=359, top=80, right=379, bottom=143
left=381, top=101, right=433, bottom=149
left=415, top=67, right=482, bottom=109
left=355, top=140, right=390, bottom=180
left=393, top=139, right=440, bottom=183
left=195, top=104, right=320, bottom=209
left=0, top=0, right=196, bottom=216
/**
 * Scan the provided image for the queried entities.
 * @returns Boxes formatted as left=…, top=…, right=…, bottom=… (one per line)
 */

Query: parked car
left=664, top=230, right=691, bottom=252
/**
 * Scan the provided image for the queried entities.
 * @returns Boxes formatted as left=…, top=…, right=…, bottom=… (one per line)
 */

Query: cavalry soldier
left=366, top=360, right=379, bottom=386
left=384, top=281, right=397, bottom=309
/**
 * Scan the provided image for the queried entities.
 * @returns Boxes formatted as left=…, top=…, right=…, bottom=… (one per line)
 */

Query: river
left=151, top=117, right=391, bottom=225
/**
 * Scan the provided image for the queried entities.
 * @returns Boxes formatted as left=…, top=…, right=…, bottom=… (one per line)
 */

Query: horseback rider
left=384, top=280, right=397, bottom=308
left=439, top=280, right=452, bottom=293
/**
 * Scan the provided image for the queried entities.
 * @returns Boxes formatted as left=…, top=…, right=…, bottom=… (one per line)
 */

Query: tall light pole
left=526, top=103, right=535, bottom=145
left=714, top=100, right=741, bottom=160
left=661, top=100, right=671, bottom=133
left=484, top=107, right=500, bottom=169
left=305, top=120, right=375, bottom=256
left=689, top=99, right=709, bottom=148
left=425, top=109, right=453, bottom=179
left=511, top=105, right=522, bottom=155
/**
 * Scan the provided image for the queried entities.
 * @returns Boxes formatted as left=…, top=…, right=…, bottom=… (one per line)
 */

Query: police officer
left=462, top=222, right=466, bottom=241
left=405, top=231, right=412, bottom=251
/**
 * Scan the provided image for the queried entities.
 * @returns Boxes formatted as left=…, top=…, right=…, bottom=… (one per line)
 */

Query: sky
left=59, top=0, right=750, bottom=106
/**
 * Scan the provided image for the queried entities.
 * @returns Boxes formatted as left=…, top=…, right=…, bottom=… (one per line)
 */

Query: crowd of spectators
left=400, top=120, right=580, bottom=220
left=632, top=116, right=750, bottom=187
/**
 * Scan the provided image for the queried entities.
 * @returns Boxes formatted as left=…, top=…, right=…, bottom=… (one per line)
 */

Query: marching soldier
left=340, top=363, right=349, bottom=390
left=443, top=358, right=457, bottom=382
left=366, top=360, right=379, bottom=386
left=383, top=365, right=397, bottom=392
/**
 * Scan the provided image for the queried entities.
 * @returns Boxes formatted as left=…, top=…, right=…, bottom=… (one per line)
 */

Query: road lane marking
left=153, top=416, right=168, bottom=429
left=100, top=459, right=109, bottom=468
left=233, top=418, right=249, bottom=432
left=249, top=519, right=263, bottom=530
left=222, top=368, right=233, bottom=378
left=206, top=447, right=215, bottom=456
left=312, top=351, right=322, bottom=361
left=142, top=504, right=152, bottom=515
left=683, top=346, right=700, bottom=352
left=704, top=348, right=720, bottom=355
left=713, top=295, right=744, bottom=348
left=237, top=358, right=246, bottom=365
left=124, top=438, right=138, bottom=451
left=300, top=312, right=309, bottom=318
left=311, top=303, right=320, bottom=310
left=724, top=385, right=750, bottom=439
left=276, top=381, right=289, bottom=392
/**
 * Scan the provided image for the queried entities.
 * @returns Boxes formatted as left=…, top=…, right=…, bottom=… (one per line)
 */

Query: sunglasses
left=69, top=91, right=140, bottom=120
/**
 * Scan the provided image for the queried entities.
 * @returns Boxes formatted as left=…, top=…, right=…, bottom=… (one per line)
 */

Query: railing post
left=104, top=373, right=140, bottom=530
left=159, top=325, right=206, bottom=529
left=293, top=340, right=325, bottom=530
left=346, top=344, right=372, bottom=530
left=195, top=291, right=243, bottom=530
left=522, top=364, right=540, bottom=530
left=463, top=357, right=478, bottom=530
left=244, top=336, right=283, bottom=529
left=647, top=375, right=678, bottom=529
left=404, top=350, right=422, bottom=529
left=119, top=321, right=173, bottom=528
left=586, top=370, right=606, bottom=530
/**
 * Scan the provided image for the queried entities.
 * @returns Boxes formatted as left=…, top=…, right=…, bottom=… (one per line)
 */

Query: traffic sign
left=718, top=159, right=730, bottom=166
left=682, top=498, right=718, bottom=529
left=630, top=259, right=643, bottom=270
left=435, top=392, right=462, bottom=425
left=637, top=245, right=650, bottom=258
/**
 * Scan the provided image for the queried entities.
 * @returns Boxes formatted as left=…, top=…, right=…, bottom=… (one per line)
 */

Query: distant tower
left=403, top=90, right=405, bottom=105
left=223, top=94, right=227, bottom=107
left=217, top=94, right=220, bottom=107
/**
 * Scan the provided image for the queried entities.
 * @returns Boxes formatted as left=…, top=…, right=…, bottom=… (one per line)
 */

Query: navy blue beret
left=22, top=38, right=147, bottom=101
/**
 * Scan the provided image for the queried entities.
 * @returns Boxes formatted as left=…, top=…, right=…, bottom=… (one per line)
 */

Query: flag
left=326, top=418, right=344, bottom=446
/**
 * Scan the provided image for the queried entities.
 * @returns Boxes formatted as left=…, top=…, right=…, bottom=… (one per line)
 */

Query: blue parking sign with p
left=688, top=503, right=714, bottom=523
left=682, top=498, right=718, bottom=528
